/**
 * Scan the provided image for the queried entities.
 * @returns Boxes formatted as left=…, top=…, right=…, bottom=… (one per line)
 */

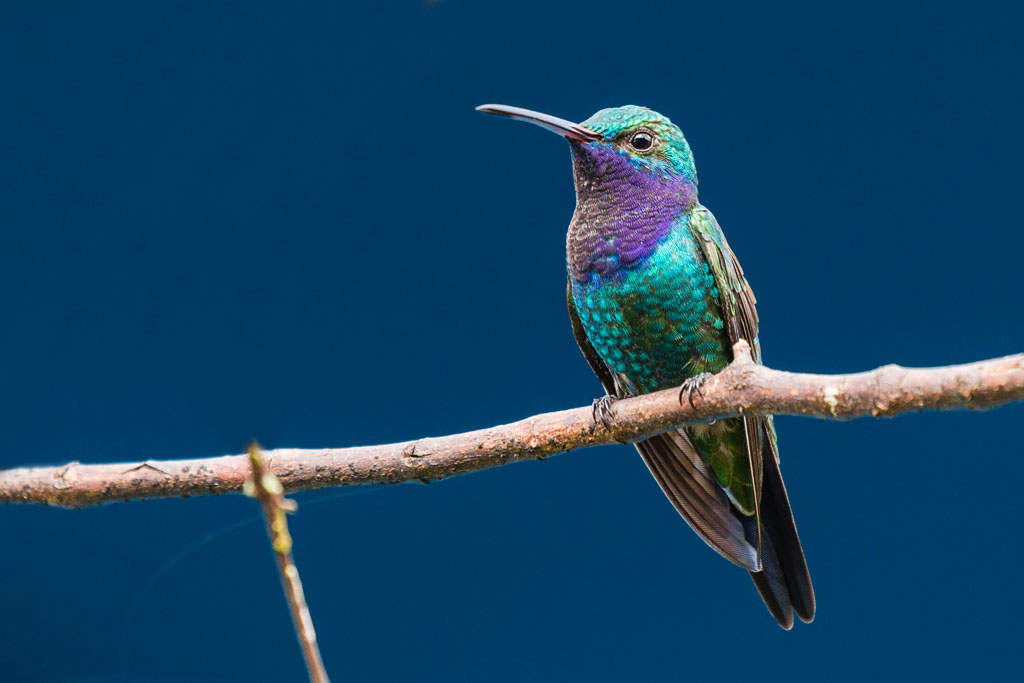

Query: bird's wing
left=566, top=281, right=760, bottom=570
left=688, top=208, right=815, bottom=626
left=687, top=206, right=765, bottom=507
left=688, top=205, right=761, bottom=358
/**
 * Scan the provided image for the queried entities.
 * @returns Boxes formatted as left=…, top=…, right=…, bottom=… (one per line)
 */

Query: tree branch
left=3, top=341, right=1022, bottom=509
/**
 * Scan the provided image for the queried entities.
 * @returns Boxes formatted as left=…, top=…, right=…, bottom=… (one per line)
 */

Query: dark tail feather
left=746, top=437, right=815, bottom=628
left=747, top=515, right=793, bottom=628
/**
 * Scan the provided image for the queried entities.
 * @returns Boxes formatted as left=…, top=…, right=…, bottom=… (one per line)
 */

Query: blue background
left=2, top=1, right=1022, bottom=681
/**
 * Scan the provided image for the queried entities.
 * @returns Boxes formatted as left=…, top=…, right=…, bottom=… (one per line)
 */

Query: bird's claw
left=592, top=395, right=629, bottom=443
left=678, top=373, right=714, bottom=409
left=592, top=395, right=616, bottom=431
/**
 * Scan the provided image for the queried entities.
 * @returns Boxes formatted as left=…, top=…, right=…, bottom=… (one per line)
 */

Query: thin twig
left=2, top=342, right=1022, bottom=509
left=245, top=442, right=330, bottom=683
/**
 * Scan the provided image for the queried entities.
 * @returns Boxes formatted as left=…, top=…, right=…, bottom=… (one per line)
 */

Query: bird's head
left=476, top=103, right=698, bottom=195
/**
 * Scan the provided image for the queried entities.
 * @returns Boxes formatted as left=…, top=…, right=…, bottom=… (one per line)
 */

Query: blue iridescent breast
left=570, top=220, right=730, bottom=395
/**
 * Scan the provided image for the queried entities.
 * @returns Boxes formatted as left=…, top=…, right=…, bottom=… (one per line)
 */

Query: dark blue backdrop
left=3, top=2, right=1022, bottom=682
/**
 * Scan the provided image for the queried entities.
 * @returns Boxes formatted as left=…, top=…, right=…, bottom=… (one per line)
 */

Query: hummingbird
left=477, top=103, right=814, bottom=628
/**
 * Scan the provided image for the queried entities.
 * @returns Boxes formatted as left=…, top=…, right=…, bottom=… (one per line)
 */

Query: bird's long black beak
left=475, top=104, right=602, bottom=142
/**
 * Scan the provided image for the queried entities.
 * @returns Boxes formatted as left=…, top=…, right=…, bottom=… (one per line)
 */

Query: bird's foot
left=592, top=395, right=629, bottom=443
left=678, top=373, right=714, bottom=409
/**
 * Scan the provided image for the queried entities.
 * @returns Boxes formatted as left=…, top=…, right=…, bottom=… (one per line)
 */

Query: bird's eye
left=629, top=130, right=655, bottom=152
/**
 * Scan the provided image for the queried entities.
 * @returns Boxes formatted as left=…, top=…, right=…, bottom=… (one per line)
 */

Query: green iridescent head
left=476, top=103, right=697, bottom=185
left=578, top=105, right=697, bottom=184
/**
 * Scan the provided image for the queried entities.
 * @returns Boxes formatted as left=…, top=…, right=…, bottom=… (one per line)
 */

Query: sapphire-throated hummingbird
left=477, top=103, right=814, bottom=628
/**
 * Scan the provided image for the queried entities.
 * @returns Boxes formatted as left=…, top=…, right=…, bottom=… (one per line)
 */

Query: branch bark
left=3, top=341, right=1022, bottom=509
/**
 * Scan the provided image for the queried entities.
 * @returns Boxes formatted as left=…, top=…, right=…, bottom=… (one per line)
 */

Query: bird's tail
left=746, top=429, right=815, bottom=629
